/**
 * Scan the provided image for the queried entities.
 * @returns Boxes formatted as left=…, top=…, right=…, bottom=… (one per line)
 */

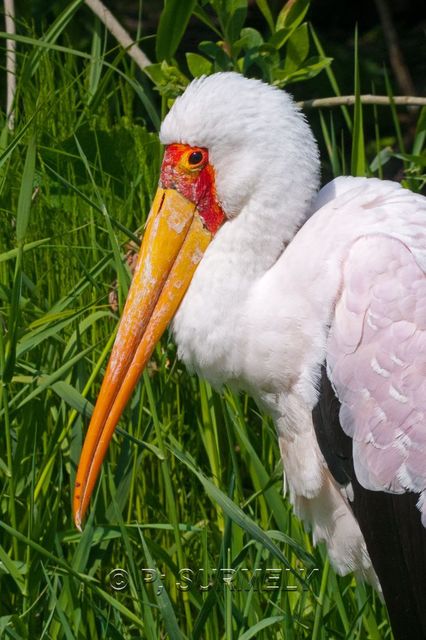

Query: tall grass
left=1, top=6, right=425, bottom=639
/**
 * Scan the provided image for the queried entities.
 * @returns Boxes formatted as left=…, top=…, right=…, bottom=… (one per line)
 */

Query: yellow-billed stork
left=73, top=73, right=426, bottom=638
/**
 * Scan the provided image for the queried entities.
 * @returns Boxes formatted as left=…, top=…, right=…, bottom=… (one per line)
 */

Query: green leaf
left=277, top=0, right=310, bottom=30
left=309, top=24, right=352, bottom=132
left=269, top=27, right=292, bottom=50
left=0, top=238, right=50, bottom=263
left=225, top=0, right=248, bottom=44
left=186, top=52, right=213, bottom=77
left=13, top=345, right=95, bottom=412
left=16, top=137, right=36, bottom=245
left=283, top=23, right=309, bottom=74
left=0, top=111, right=37, bottom=171
left=41, top=564, right=76, bottom=640
left=238, top=616, right=285, bottom=640
left=156, top=0, right=197, bottom=61
left=392, top=152, right=426, bottom=167
left=235, top=27, right=264, bottom=51
left=369, top=147, right=393, bottom=173
left=351, top=27, right=365, bottom=176
left=139, top=530, right=184, bottom=640
left=2, top=137, right=36, bottom=381
left=87, top=16, right=103, bottom=100
left=51, top=381, right=94, bottom=419
left=199, top=41, right=232, bottom=70
left=255, top=0, right=275, bottom=33
left=16, top=308, right=89, bottom=359
left=416, top=107, right=426, bottom=134
left=273, top=56, right=332, bottom=87
left=319, top=111, right=341, bottom=177
left=193, top=5, right=222, bottom=38
left=0, top=545, right=27, bottom=595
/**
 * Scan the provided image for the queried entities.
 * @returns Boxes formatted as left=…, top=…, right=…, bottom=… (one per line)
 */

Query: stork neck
left=215, top=191, right=312, bottom=278
left=172, top=189, right=315, bottom=386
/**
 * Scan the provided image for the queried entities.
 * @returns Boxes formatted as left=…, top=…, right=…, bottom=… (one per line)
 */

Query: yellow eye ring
left=181, top=147, right=207, bottom=171
left=188, top=150, right=203, bottom=166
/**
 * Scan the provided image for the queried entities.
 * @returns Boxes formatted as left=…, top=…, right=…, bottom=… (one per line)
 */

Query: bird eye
left=188, top=150, right=204, bottom=166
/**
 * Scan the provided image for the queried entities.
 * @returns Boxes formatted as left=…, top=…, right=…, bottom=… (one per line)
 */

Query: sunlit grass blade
left=309, top=24, right=352, bottom=132
left=0, top=238, right=51, bottom=263
left=319, top=111, right=341, bottom=177
left=238, top=615, right=285, bottom=640
left=351, top=27, right=365, bottom=177
left=0, top=113, right=37, bottom=171
left=15, top=137, right=36, bottom=245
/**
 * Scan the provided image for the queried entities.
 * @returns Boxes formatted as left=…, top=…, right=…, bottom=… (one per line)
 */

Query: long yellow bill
left=73, top=187, right=212, bottom=529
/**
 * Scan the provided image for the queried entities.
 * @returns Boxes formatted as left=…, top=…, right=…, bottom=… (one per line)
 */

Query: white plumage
left=160, top=73, right=426, bottom=583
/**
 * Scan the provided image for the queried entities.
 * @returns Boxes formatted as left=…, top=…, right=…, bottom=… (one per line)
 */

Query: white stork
left=73, top=73, right=426, bottom=638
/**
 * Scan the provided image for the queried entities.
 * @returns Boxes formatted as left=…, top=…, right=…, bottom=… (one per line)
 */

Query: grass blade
left=156, top=0, right=197, bottom=61
left=351, top=27, right=365, bottom=176
left=15, top=136, right=36, bottom=245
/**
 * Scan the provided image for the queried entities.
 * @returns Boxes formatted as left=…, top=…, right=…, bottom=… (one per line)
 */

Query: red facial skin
left=160, top=144, right=226, bottom=235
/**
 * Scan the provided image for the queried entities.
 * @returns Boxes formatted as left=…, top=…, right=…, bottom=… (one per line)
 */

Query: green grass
left=1, top=8, right=425, bottom=639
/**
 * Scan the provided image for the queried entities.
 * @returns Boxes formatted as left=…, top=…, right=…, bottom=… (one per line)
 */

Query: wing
left=326, top=234, right=426, bottom=525
left=313, top=367, right=426, bottom=640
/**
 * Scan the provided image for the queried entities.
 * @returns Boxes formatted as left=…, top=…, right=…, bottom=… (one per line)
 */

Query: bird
left=73, top=72, right=426, bottom=639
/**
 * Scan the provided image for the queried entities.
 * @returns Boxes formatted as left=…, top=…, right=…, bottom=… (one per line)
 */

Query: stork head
left=73, top=73, right=320, bottom=528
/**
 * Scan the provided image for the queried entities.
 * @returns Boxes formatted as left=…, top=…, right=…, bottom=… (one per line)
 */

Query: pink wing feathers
left=326, top=234, right=426, bottom=525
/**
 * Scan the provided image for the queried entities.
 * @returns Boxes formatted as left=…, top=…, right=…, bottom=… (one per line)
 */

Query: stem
left=298, top=95, right=426, bottom=110
left=4, top=0, right=16, bottom=129
left=84, top=0, right=152, bottom=71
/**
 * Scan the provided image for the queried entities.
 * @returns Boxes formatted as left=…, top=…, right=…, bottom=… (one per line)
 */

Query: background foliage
left=0, top=0, right=425, bottom=638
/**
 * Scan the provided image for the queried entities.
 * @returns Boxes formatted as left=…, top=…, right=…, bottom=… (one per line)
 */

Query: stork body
left=74, top=73, right=426, bottom=638
left=173, top=170, right=426, bottom=581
